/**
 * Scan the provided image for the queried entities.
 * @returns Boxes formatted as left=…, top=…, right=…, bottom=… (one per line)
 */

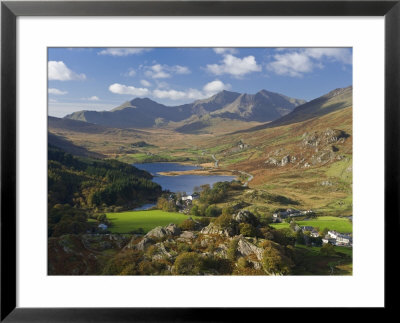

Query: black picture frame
left=1, top=0, right=399, bottom=321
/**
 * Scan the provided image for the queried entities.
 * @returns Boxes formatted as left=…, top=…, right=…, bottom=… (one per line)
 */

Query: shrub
left=173, top=252, right=203, bottom=275
left=215, top=213, right=236, bottom=230
left=190, top=205, right=200, bottom=217
left=177, top=242, right=192, bottom=253
left=237, top=257, right=249, bottom=269
left=179, top=219, right=197, bottom=231
left=205, top=205, right=222, bottom=217
left=196, top=217, right=210, bottom=227
left=227, top=238, right=239, bottom=261
left=222, top=206, right=234, bottom=217
left=239, top=223, right=257, bottom=237
left=262, top=241, right=293, bottom=275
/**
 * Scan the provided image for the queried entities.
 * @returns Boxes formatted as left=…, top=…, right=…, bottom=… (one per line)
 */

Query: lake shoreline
left=132, top=162, right=237, bottom=195
left=157, top=168, right=237, bottom=177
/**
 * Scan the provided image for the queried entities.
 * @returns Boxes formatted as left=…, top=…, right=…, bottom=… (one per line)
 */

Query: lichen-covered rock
left=145, top=224, right=181, bottom=239
left=200, top=223, right=236, bottom=237
left=165, top=223, right=181, bottom=236
left=152, top=242, right=173, bottom=260
left=281, top=155, right=290, bottom=166
left=265, top=157, right=279, bottom=166
left=126, top=236, right=154, bottom=251
left=237, top=238, right=264, bottom=261
left=232, top=210, right=256, bottom=225
left=179, top=231, right=197, bottom=240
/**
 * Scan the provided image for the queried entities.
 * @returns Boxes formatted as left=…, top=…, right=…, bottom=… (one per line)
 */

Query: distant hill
left=64, top=89, right=305, bottom=129
left=48, top=132, right=104, bottom=159
left=240, top=86, right=352, bottom=133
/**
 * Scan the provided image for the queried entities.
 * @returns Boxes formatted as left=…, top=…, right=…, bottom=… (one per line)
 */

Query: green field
left=106, top=210, right=198, bottom=233
left=270, top=216, right=352, bottom=233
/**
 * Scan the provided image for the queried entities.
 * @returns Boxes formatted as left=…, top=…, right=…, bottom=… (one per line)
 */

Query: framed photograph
left=1, top=0, right=398, bottom=320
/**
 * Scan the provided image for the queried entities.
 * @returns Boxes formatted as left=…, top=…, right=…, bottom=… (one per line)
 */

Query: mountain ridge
left=64, top=89, right=306, bottom=129
left=234, top=86, right=352, bottom=133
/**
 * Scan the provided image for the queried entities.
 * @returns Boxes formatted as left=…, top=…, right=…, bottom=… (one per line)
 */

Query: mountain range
left=64, top=89, right=306, bottom=129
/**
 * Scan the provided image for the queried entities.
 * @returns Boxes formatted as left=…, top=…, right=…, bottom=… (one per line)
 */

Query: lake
left=133, top=162, right=236, bottom=195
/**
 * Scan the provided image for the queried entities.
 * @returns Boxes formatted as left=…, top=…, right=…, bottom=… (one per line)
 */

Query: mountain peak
left=129, top=97, right=157, bottom=105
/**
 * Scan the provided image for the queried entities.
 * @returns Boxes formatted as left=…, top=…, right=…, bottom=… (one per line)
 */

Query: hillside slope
left=241, top=86, right=352, bottom=133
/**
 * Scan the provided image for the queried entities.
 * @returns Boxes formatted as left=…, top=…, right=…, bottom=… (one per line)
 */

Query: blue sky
left=48, top=47, right=352, bottom=117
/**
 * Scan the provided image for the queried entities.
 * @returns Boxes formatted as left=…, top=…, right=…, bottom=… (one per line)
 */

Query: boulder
left=281, top=155, right=290, bottom=166
left=179, top=231, right=197, bottom=240
left=233, top=210, right=256, bottom=225
left=165, top=223, right=181, bottom=236
left=237, top=238, right=264, bottom=261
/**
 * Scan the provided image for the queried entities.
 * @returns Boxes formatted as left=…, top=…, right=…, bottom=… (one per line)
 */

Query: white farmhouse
left=98, top=223, right=108, bottom=230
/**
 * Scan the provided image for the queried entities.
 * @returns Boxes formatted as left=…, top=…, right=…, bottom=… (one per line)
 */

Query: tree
left=239, top=223, right=257, bottom=237
left=320, top=243, right=336, bottom=256
left=295, top=231, right=305, bottom=245
left=215, top=213, right=236, bottom=230
left=190, top=205, right=200, bottom=217
left=262, top=241, right=293, bottom=275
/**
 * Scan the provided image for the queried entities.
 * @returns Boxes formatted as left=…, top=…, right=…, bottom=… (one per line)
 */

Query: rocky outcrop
left=125, top=236, right=154, bottom=251
left=200, top=223, right=237, bottom=237
left=145, top=223, right=181, bottom=239
left=152, top=242, right=173, bottom=260
left=232, top=210, right=258, bottom=226
left=265, top=155, right=297, bottom=167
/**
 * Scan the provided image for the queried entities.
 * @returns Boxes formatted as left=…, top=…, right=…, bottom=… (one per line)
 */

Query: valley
left=48, top=85, right=353, bottom=276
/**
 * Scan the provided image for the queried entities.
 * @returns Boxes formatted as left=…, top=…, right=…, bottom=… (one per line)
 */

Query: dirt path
left=238, top=170, right=254, bottom=187
left=211, top=154, right=218, bottom=167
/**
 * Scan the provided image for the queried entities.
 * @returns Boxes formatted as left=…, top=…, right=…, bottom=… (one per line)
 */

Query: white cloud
left=174, top=65, right=191, bottom=75
left=145, top=64, right=170, bottom=79
left=48, top=61, right=86, bottom=81
left=153, top=89, right=189, bottom=101
left=48, top=88, right=68, bottom=95
left=98, top=48, right=151, bottom=56
left=267, top=48, right=352, bottom=77
left=140, top=80, right=152, bottom=87
left=267, top=52, right=314, bottom=77
left=109, top=83, right=150, bottom=96
left=206, top=54, right=262, bottom=77
left=304, top=48, right=352, bottom=64
left=108, top=79, right=230, bottom=101
left=155, top=81, right=170, bottom=89
left=203, top=79, right=231, bottom=95
left=144, top=63, right=191, bottom=79
left=213, top=48, right=238, bottom=55
left=86, top=96, right=100, bottom=101
left=124, top=68, right=136, bottom=77
left=152, top=80, right=230, bottom=101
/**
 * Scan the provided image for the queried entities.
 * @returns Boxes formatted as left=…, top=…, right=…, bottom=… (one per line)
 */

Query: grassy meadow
left=106, top=210, right=199, bottom=233
left=270, top=216, right=352, bottom=233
